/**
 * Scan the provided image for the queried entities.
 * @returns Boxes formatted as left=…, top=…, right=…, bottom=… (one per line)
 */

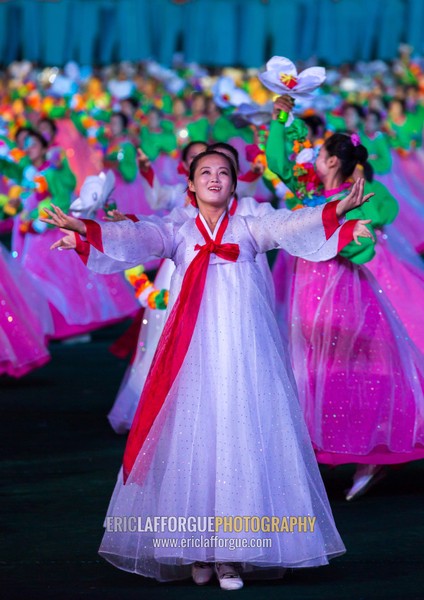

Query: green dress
left=266, top=119, right=398, bottom=264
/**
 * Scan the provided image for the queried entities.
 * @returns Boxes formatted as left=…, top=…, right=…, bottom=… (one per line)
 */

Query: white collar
left=198, top=210, right=227, bottom=240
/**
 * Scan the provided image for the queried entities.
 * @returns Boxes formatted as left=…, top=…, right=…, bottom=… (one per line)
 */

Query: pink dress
left=55, top=119, right=102, bottom=193
left=286, top=253, right=424, bottom=466
left=367, top=230, right=424, bottom=355
left=19, top=228, right=138, bottom=340
left=378, top=151, right=424, bottom=252
left=0, top=243, right=51, bottom=377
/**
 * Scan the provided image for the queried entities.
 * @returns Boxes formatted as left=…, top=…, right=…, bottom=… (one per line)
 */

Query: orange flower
left=293, top=140, right=301, bottom=154
left=34, top=175, right=48, bottom=194
left=9, top=185, right=23, bottom=200
left=147, top=290, right=159, bottom=309
left=9, top=148, right=25, bottom=162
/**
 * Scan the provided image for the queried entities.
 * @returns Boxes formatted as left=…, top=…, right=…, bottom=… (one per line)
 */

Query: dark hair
left=181, top=140, right=207, bottom=163
left=122, top=96, right=139, bottom=109
left=38, top=117, right=58, bottom=137
left=324, top=133, right=368, bottom=179
left=363, top=161, right=374, bottom=183
left=208, top=142, right=240, bottom=172
left=366, top=109, right=382, bottom=123
left=111, top=111, right=129, bottom=130
left=189, top=150, right=238, bottom=194
left=28, top=130, right=49, bottom=150
left=343, top=103, right=365, bottom=119
left=14, top=126, right=34, bottom=142
left=301, top=114, right=325, bottom=138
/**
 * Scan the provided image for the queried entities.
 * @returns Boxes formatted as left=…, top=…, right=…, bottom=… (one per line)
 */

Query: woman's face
left=173, top=98, right=186, bottom=119
left=16, top=130, right=29, bottom=150
left=188, top=154, right=234, bottom=208
left=206, top=99, right=219, bottom=118
left=148, top=110, right=160, bottom=129
left=120, top=99, right=135, bottom=118
left=38, top=121, right=54, bottom=143
left=110, top=115, right=124, bottom=136
left=182, top=143, right=207, bottom=170
left=389, top=100, right=404, bottom=121
left=192, top=95, right=206, bottom=115
left=344, top=107, right=359, bottom=131
left=365, top=113, right=379, bottom=134
left=26, top=136, right=45, bottom=163
left=315, top=145, right=330, bottom=179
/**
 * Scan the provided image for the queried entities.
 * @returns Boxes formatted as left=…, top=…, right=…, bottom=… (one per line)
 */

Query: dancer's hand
left=352, top=220, right=375, bottom=245
left=336, top=178, right=374, bottom=218
left=50, top=229, right=77, bottom=251
left=104, top=209, right=129, bottom=222
left=41, top=204, right=87, bottom=235
left=137, top=149, right=151, bottom=173
left=272, top=95, right=295, bottom=120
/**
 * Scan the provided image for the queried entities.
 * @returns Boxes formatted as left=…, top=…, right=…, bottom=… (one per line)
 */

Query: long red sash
left=123, top=211, right=240, bottom=482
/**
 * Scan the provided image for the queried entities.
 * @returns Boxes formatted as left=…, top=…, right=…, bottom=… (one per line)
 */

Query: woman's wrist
left=76, top=219, right=87, bottom=236
left=335, top=199, right=347, bottom=218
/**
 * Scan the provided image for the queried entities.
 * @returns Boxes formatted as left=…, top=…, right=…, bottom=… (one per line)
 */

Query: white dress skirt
left=79, top=204, right=349, bottom=581
left=107, top=196, right=276, bottom=434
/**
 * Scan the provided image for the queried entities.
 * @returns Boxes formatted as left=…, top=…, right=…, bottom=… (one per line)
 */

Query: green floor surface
left=1, top=324, right=423, bottom=599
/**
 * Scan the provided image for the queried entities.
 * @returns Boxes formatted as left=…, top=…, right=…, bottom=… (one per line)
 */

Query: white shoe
left=215, top=562, right=244, bottom=591
left=192, top=562, right=213, bottom=585
left=346, top=465, right=386, bottom=501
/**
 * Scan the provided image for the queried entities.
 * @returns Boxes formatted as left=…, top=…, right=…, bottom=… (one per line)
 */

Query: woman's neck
left=322, top=172, right=344, bottom=193
left=198, top=203, right=227, bottom=234
left=32, top=157, right=45, bottom=169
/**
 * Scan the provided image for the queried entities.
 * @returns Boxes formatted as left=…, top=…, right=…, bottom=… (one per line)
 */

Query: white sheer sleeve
left=76, top=215, right=175, bottom=273
left=245, top=201, right=353, bottom=262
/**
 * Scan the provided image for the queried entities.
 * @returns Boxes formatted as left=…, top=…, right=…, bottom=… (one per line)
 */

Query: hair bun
left=354, top=144, right=368, bottom=165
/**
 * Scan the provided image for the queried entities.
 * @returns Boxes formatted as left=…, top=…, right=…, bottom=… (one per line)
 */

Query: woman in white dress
left=43, top=151, right=373, bottom=590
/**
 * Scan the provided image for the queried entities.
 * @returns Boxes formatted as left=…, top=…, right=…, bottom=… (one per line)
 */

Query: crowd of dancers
left=2, top=49, right=424, bottom=589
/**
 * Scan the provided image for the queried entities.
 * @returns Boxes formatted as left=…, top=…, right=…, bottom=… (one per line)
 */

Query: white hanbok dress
left=75, top=202, right=352, bottom=581
left=107, top=195, right=276, bottom=433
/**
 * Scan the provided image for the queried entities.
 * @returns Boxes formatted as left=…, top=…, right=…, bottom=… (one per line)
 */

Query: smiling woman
left=187, top=151, right=237, bottom=232
left=41, top=151, right=373, bottom=589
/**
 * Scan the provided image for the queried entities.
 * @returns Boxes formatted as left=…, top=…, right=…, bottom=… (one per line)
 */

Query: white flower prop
left=259, top=56, right=326, bottom=98
left=145, top=61, right=186, bottom=95
left=64, top=61, right=81, bottom=82
left=107, top=79, right=135, bottom=101
left=50, top=74, right=78, bottom=97
left=295, top=148, right=315, bottom=164
left=70, top=171, right=115, bottom=219
left=9, top=60, right=32, bottom=81
left=212, top=77, right=251, bottom=109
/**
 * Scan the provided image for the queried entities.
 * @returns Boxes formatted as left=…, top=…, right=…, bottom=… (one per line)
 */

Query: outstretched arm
left=41, top=203, right=174, bottom=271
left=247, top=178, right=374, bottom=261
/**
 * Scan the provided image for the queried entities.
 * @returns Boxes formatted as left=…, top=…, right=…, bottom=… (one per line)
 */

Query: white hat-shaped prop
left=70, top=171, right=116, bottom=219
left=259, top=56, right=326, bottom=124
left=212, top=76, right=251, bottom=109
left=229, top=101, right=273, bottom=127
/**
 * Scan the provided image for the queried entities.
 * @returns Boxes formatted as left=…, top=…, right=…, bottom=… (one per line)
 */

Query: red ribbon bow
left=123, top=211, right=239, bottom=483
